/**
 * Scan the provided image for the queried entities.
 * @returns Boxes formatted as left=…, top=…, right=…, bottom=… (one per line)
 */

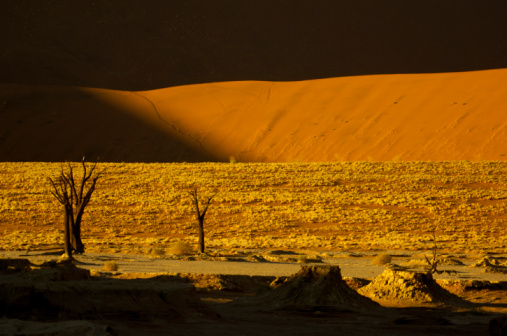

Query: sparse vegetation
left=167, top=242, right=193, bottom=255
left=149, top=248, right=166, bottom=258
left=0, top=161, right=506, bottom=254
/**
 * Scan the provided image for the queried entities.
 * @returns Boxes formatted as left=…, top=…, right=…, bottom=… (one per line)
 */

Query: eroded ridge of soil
left=1, top=257, right=507, bottom=336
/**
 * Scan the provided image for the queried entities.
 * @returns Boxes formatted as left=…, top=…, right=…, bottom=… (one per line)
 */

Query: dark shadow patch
left=0, top=85, right=216, bottom=162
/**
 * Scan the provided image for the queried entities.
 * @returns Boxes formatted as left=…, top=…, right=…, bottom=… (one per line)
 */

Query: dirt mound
left=470, top=256, right=507, bottom=274
left=250, top=265, right=378, bottom=311
left=0, top=258, right=32, bottom=275
left=471, top=256, right=507, bottom=268
left=358, top=267, right=468, bottom=305
left=490, top=315, right=507, bottom=336
left=438, top=279, right=507, bottom=293
left=0, top=319, right=113, bottom=336
left=0, top=260, right=215, bottom=322
left=147, top=273, right=277, bottom=292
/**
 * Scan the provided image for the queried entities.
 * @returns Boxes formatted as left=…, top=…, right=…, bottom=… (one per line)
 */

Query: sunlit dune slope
left=1, top=69, right=506, bottom=162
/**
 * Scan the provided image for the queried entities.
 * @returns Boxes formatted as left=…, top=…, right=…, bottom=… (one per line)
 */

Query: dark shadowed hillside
left=2, top=0, right=507, bottom=90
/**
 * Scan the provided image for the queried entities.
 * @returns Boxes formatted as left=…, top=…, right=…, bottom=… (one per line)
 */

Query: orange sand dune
left=1, top=69, right=506, bottom=162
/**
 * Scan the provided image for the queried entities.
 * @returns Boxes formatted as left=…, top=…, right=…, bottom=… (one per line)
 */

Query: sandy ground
left=2, top=250, right=506, bottom=282
left=3, top=4, right=507, bottom=333
left=2, top=250, right=507, bottom=336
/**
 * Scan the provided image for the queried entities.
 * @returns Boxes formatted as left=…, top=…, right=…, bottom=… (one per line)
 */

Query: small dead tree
left=48, top=158, right=101, bottom=259
left=424, top=231, right=442, bottom=275
left=188, top=188, right=216, bottom=254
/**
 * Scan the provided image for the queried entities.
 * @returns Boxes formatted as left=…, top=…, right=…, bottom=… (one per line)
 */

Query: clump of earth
left=358, top=266, right=468, bottom=306
left=248, top=265, right=379, bottom=311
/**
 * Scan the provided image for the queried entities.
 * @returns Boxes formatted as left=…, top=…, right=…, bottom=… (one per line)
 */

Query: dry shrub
left=167, top=241, right=193, bottom=255
left=150, top=248, right=166, bottom=258
left=297, top=255, right=309, bottom=263
left=372, top=253, right=392, bottom=265
left=103, top=261, right=119, bottom=272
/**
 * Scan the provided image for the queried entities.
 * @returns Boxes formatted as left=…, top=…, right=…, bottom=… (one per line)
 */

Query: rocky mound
left=250, top=265, right=378, bottom=311
left=358, top=267, right=468, bottom=306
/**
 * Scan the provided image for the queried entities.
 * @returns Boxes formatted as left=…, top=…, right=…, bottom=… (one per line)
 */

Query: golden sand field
left=1, top=161, right=506, bottom=255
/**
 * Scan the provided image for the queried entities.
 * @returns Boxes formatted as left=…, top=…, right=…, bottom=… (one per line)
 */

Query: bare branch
left=425, top=231, right=441, bottom=274
left=48, top=177, right=65, bottom=204
left=78, top=158, right=87, bottom=200
left=82, top=175, right=100, bottom=207
left=188, top=188, right=201, bottom=218
left=200, top=192, right=217, bottom=218
left=65, top=161, right=78, bottom=206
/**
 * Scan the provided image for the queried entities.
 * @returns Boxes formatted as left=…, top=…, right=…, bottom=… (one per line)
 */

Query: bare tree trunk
left=67, top=206, right=77, bottom=253
left=197, top=217, right=205, bottom=254
left=188, top=188, right=216, bottom=255
left=71, top=223, right=84, bottom=253
left=72, top=204, right=86, bottom=253
left=63, top=207, right=72, bottom=260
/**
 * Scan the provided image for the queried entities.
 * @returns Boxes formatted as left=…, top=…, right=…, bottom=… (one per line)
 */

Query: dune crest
left=1, top=69, right=506, bottom=162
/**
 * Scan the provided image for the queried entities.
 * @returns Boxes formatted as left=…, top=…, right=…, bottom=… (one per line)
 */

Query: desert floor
left=2, top=161, right=506, bottom=255
left=1, top=161, right=506, bottom=334
left=0, top=248, right=506, bottom=336
left=2, top=249, right=507, bottom=282
left=3, top=4, right=507, bottom=334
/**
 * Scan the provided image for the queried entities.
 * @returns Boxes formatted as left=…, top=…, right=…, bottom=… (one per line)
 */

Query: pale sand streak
left=2, top=251, right=507, bottom=281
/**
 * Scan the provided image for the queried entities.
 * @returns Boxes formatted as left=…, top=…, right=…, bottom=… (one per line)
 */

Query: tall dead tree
left=188, top=188, right=216, bottom=254
left=48, top=159, right=101, bottom=259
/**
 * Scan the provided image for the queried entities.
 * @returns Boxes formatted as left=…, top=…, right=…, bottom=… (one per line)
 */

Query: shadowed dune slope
left=0, top=86, right=213, bottom=162
left=1, top=69, right=506, bottom=162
